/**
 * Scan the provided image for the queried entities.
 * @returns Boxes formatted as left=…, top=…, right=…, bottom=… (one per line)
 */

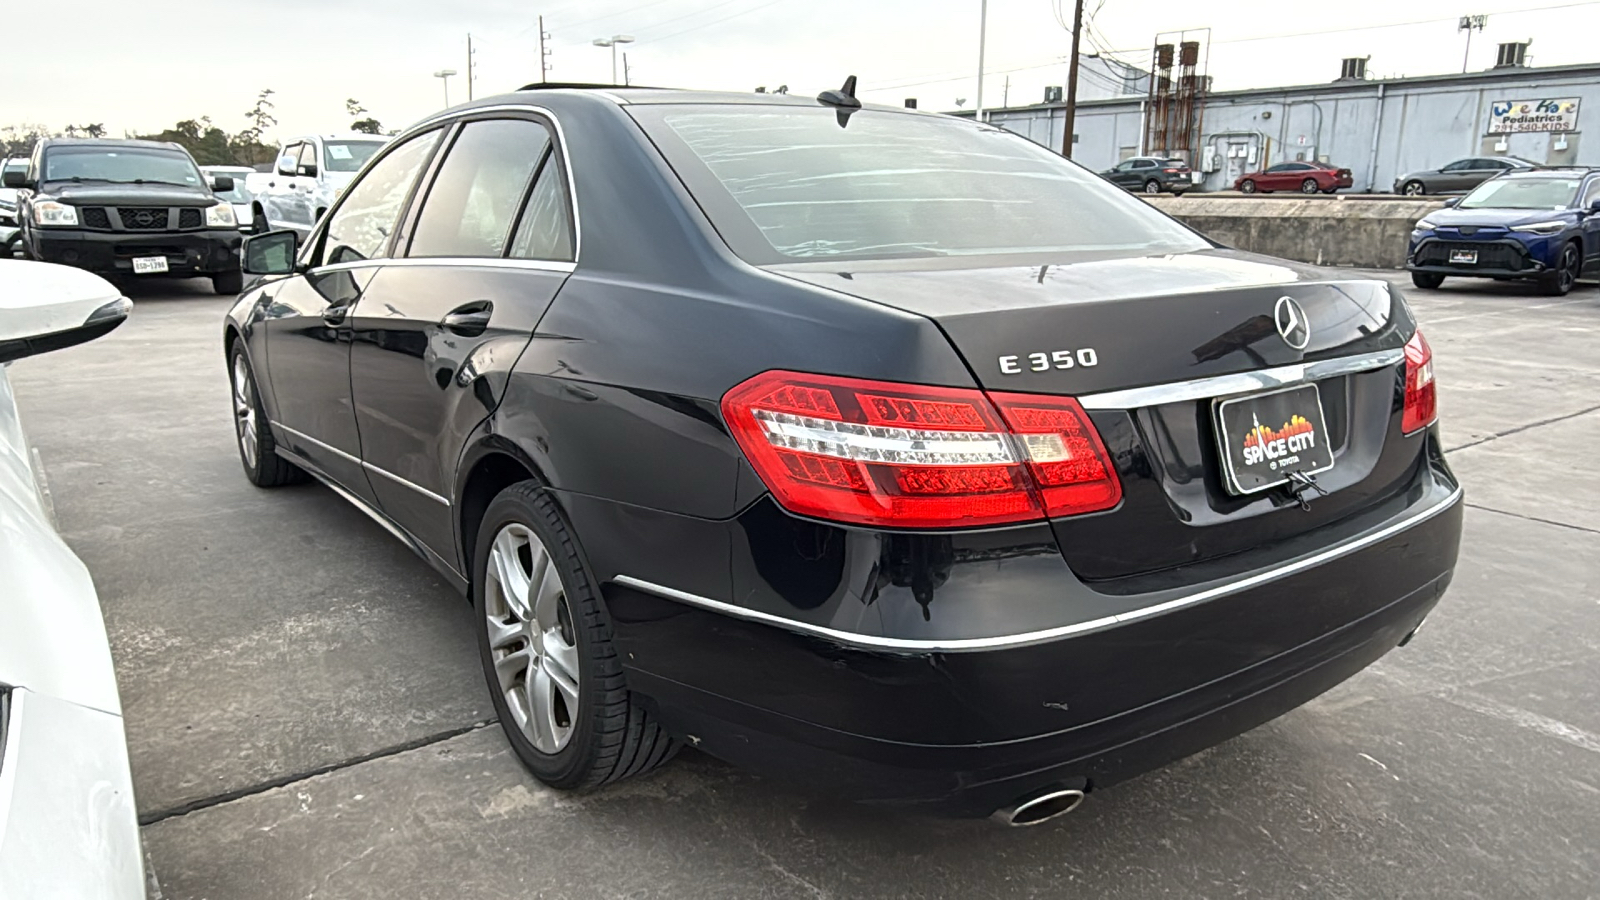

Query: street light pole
left=592, top=35, right=635, bottom=85
left=433, top=69, right=457, bottom=107
left=975, top=0, right=988, bottom=123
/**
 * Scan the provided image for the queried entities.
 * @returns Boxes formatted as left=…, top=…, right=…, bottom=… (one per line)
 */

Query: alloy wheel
left=1561, top=245, right=1580, bottom=292
left=485, top=523, right=580, bottom=754
left=1301, top=178, right=1319, bottom=194
left=1143, top=180, right=1160, bottom=194
left=232, top=355, right=258, bottom=469
left=1403, top=181, right=1424, bottom=196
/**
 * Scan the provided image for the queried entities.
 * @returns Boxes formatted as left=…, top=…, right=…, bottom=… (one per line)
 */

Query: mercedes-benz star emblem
left=1274, top=296, right=1311, bottom=350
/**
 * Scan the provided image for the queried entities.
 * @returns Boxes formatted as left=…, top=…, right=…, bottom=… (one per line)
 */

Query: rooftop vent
left=1495, top=41, right=1529, bottom=68
left=1044, top=85, right=1064, bottom=103
left=1339, top=57, right=1369, bottom=80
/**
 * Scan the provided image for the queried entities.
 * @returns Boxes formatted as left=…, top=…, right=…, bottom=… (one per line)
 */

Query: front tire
left=1538, top=242, right=1582, bottom=297
left=213, top=269, right=243, bottom=295
left=1402, top=181, right=1425, bottom=196
left=229, top=345, right=307, bottom=487
left=474, top=481, right=676, bottom=790
left=1411, top=271, right=1446, bottom=290
left=1301, top=178, right=1320, bottom=194
left=1239, top=180, right=1257, bottom=194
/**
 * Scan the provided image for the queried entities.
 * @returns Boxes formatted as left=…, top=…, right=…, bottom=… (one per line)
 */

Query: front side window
left=630, top=106, right=1207, bottom=264
left=1459, top=176, right=1584, bottom=210
left=324, top=140, right=385, bottom=173
left=42, top=146, right=202, bottom=186
left=320, top=129, right=441, bottom=266
left=297, top=144, right=319, bottom=173
left=408, top=119, right=551, bottom=258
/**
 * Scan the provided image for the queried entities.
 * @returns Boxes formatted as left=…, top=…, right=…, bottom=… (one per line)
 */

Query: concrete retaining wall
left=1142, top=196, right=1447, bottom=269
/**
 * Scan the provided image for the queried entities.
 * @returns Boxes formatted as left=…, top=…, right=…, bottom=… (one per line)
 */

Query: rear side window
left=407, top=119, right=551, bottom=259
left=631, top=106, right=1206, bottom=264
left=508, top=151, right=574, bottom=261
left=321, top=129, right=441, bottom=265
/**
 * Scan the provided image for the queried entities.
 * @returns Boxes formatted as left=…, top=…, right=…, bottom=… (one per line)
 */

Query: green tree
left=351, top=118, right=384, bottom=135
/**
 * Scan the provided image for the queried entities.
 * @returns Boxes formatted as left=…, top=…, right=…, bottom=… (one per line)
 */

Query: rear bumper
left=602, top=471, right=1463, bottom=816
left=28, top=228, right=240, bottom=277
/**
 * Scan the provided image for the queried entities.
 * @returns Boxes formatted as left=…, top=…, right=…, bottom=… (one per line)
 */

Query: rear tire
left=229, top=345, right=307, bottom=487
left=1142, top=180, right=1161, bottom=194
left=1301, top=178, right=1320, bottom=194
left=1402, top=181, right=1425, bottom=196
left=213, top=269, right=243, bottom=295
left=1411, top=271, right=1445, bottom=290
left=474, top=481, right=677, bottom=791
left=1537, top=242, right=1582, bottom=297
left=1239, top=180, right=1257, bottom=194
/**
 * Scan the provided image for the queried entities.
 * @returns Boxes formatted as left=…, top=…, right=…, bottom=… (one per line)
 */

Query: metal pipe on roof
left=1366, top=83, right=1387, bottom=193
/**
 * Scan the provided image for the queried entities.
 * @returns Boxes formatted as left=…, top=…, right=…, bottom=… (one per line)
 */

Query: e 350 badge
left=998, top=348, right=1100, bottom=375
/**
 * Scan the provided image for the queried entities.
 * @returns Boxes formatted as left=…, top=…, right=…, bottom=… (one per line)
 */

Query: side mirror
left=276, top=156, right=297, bottom=176
left=0, top=262, right=131, bottom=364
left=2, top=169, right=28, bottom=189
left=211, top=175, right=235, bottom=193
left=297, top=163, right=319, bottom=179
left=1441, top=197, right=1460, bottom=208
left=243, top=230, right=300, bottom=276
left=1588, top=198, right=1600, bottom=214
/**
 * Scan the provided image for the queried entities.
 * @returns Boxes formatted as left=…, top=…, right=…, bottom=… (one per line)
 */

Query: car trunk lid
left=769, top=249, right=1419, bottom=584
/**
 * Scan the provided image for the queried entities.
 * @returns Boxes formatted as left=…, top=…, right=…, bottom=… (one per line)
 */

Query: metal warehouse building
left=964, top=57, right=1600, bottom=193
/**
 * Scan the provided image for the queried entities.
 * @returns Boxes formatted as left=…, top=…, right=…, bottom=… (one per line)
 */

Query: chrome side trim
left=373, top=257, right=575, bottom=274
left=275, top=423, right=361, bottom=467
left=314, top=474, right=418, bottom=549
left=1078, top=348, right=1404, bottom=411
left=362, top=461, right=451, bottom=506
left=275, top=423, right=451, bottom=506
left=614, top=484, right=1462, bottom=653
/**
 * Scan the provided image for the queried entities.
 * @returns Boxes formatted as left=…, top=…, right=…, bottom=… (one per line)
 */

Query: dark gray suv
left=1100, top=156, right=1193, bottom=194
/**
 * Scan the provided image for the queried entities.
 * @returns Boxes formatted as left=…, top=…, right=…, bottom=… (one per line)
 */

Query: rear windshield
left=630, top=105, right=1208, bottom=264
left=323, top=141, right=385, bottom=173
left=43, top=146, right=202, bottom=187
left=1459, top=176, right=1583, bottom=210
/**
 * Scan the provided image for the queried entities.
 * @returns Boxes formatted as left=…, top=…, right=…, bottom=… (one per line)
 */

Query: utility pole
left=538, top=16, right=551, bottom=82
left=1060, top=0, right=1085, bottom=158
left=466, top=33, right=476, bottom=101
left=1459, top=15, right=1487, bottom=73
left=623, top=51, right=631, bottom=86
left=975, top=0, right=988, bottom=123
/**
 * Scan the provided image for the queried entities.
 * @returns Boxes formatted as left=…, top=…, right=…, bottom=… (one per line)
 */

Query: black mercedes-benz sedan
left=223, top=84, right=1461, bottom=825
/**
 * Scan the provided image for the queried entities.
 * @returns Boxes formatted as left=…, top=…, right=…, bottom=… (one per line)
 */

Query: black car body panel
left=223, top=88, right=1462, bottom=816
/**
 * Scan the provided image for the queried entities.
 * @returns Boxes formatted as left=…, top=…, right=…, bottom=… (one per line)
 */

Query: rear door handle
left=441, top=301, right=493, bottom=337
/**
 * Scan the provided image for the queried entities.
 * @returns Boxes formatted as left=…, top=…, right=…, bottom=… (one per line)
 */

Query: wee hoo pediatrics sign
left=1488, top=98, right=1580, bottom=134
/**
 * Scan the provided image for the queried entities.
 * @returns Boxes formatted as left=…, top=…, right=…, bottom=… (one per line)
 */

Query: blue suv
left=1407, top=167, right=1600, bottom=296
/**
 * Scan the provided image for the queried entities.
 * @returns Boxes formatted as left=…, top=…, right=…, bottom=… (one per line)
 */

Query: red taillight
left=1401, top=330, right=1437, bottom=434
left=1163, top=167, right=1181, bottom=173
left=721, top=371, right=1122, bottom=528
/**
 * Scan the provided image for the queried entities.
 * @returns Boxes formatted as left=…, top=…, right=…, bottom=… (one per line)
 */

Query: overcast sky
left=13, top=0, right=1596, bottom=139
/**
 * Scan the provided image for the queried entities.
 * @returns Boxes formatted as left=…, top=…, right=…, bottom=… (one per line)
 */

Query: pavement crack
left=1464, top=502, right=1600, bottom=536
left=137, top=718, right=497, bottom=827
left=1446, top=402, right=1600, bottom=453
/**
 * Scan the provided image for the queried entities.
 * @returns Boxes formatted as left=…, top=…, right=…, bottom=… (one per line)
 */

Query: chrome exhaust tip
left=992, top=787, right=1086, bottom=827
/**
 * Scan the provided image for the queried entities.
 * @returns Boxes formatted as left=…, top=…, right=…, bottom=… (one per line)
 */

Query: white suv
left=253, top=134, right=388, bottom=236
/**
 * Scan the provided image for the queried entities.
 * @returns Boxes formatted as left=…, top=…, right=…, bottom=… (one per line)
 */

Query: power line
left=1099, top=0, right=1600, bottom=54
left=641, top=0, right=789, bottom=44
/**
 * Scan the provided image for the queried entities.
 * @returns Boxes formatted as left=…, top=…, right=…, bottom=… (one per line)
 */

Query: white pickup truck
left=249, top=133, right=388, bottom=237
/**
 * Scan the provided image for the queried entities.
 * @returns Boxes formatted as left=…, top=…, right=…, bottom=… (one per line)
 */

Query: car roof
left=41, top=138, right=187, bottom=153
left=285, top=133, right=391, bottom=142
left=1498, top=166, right=1596, bottom=178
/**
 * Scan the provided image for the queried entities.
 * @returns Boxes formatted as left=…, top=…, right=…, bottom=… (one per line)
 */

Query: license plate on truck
left=1214, top=384, right=1335, bottom=495
left=132, top=256, right=169, bottom=274
left=1448, top=249, right=1478, bottom=265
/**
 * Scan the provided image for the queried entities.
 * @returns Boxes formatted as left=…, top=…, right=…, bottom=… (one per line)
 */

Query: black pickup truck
left=3, top=138, right=244, bottom=293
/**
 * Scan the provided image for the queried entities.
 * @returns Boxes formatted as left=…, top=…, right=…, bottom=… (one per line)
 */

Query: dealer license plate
left=1215, top=384, right=1335, bottom=495
left=1448, top=249, right=1478, bottom=265
left=132, top=256, right=169, bottom=274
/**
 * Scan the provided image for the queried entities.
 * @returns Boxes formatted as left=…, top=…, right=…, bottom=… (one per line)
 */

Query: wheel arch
left=455, top=436, right=557, bottom=593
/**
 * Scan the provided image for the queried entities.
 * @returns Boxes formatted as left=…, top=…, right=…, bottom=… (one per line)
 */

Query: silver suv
left=251, top=134, right=387, bottom=236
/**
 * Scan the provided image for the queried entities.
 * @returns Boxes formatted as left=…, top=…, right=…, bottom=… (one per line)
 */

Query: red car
left=1234, top=161, right=1354, bottom=194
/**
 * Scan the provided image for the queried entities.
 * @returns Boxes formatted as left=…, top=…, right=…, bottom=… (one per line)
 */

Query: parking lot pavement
left=8, top=271, right=1598, bottom=899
